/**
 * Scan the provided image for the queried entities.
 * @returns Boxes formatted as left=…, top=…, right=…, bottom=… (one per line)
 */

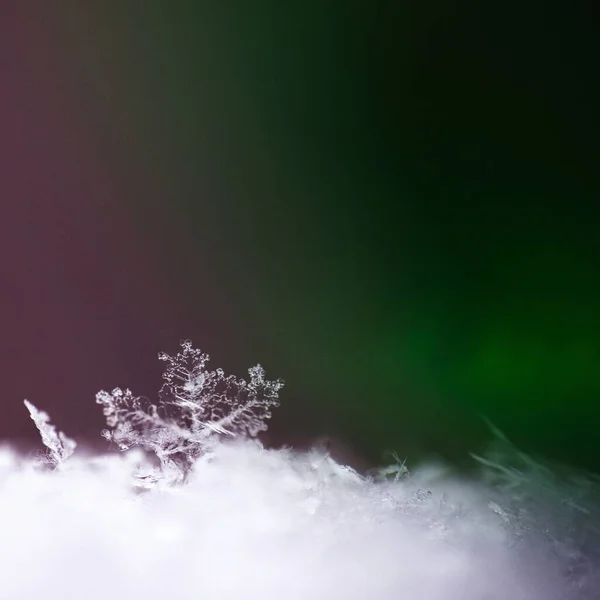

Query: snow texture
left=1, top=341, right=598, bottom=600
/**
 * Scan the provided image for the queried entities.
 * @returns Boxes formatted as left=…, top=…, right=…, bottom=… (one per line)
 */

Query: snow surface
left=1, top=437, right=598, bottom=600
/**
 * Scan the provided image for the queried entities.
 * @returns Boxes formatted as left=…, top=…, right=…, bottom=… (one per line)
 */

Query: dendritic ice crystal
left=22, top=340, right=284, bottom=483
left=23, top=399, right=77, bottom=468
left=95, top=339, right=284, bottom=478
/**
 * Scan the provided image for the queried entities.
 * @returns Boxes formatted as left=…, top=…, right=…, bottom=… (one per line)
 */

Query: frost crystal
left=96, top=339, right=284, bottom=481
left=471, top=418, right=600, bottom=589
left=23, top=400, right=77, bottom=468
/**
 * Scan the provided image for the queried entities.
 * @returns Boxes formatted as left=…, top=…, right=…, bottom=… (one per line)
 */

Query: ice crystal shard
left=23, top=400, right=76, bottom=467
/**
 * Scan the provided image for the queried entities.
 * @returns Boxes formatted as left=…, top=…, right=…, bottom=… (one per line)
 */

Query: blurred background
left=1, top=2, right=598, bottom=471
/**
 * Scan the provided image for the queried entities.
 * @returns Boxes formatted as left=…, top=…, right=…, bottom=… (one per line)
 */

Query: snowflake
left=96, top=339, right=284, bottom=481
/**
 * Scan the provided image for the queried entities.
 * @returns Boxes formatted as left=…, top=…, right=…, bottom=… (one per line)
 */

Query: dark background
left=1, top=2, right=599, bottom=471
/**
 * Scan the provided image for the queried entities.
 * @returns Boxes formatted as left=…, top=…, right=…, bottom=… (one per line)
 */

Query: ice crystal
left=96, top=339, right=284, bottom=481
left=23, top=400, right=76, bottom=468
